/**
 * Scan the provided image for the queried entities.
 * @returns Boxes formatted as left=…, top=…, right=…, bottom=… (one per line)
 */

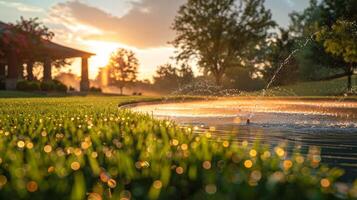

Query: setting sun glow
left=85, top=40, right=120, bottom=78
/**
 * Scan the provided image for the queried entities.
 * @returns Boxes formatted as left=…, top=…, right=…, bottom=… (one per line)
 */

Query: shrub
left=40, top=80, right=67, bottom=92
left=40, top=81, right=56, bottom=91
left=16, top=80, right=41, bottom=91
left=0, top=80, right=5, bottom=90
left=90, top=87, right=102, bottom=93
left=69, top=86, right=76, bottom=91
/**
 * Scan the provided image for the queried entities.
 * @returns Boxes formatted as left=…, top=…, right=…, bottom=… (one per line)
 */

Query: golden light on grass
left=295, top=156, right=305, bottom=164
left=91, top=152, right=98, bottom=158
left=44, top=145, right=52, bottom=153
left=171, top=139, right=179, bottom=146
left=320, top=178, right=331, bottom=188
left=249, top=149, right=257, bottom=157
left=26, top=142, right=34, bottom=149
left=100, top=172, right=110, bottom=183
left=251, top=170, right=262, bottom=181
left=81, top=141, right=91, bottom=149
left=275, top=147, right=285, bottom=157
left=26, top=181, right=38, bottom=192
left=119, top=190, right=131, bottom=200
left=71, top=162, right=81, bottom=171
left=261, top=151, right=271, bottom=160
left=222, top=141, right=230, bottom=148
left=0, top=175, right=7, bottom=188
left=107, top=179, right=117, bottom=188
left=244, top=160, right=253, bottom=169
left=135, top=161, right=150, bottom=169
left=17, top=140, right=25, bottom=148
left=205, top=132, right=212, bottom=138
left=153, top=180, right=162, bottom=189
left=181, top=144, right=188, bottom=151
left=242, top=140, right=248, bottom=147
left=41, top=131, right=47, bottom=137
left=202, top=161, right=212, bottom=170
left=176, top=167, right=184, bottom=174
left=283, top=160, right=293, bottom=170
left=205, top=184, right=217, bottom=194
left=87, top=193, right=102, bottom=200
left=48, top=166, right=55, bottom=173
left=74, top=148, right=82, bottom=156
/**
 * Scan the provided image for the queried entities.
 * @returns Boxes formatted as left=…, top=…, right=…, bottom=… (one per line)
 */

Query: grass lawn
left=262, top=75, right=357, bottom=97
left=0, top=91, right=47, bottom=98
left=0, top=96, right=356, bottom=199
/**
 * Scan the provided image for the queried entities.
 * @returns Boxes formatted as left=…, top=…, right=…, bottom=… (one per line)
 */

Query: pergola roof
left=0, top=21, right=9, bottom=31
left=0, top=21, right=95, bottom=62
left=42, top=40, right=95, bottom=59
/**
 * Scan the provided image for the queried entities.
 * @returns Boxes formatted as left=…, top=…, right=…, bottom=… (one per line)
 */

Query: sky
left=0, top=0, right=310, bottom=80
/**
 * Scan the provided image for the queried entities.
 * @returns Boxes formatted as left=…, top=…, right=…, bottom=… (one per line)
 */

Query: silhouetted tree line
left=71, top=0, right=357, bottom=95
left=170, top=0, right=357, bottom=94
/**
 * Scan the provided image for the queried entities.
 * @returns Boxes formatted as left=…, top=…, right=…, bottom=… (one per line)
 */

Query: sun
left=85, top=40, right=121, bottom=78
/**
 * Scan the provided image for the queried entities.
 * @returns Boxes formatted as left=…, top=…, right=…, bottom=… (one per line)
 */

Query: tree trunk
left=43, top=59, right=52, bottom=82
left=120, top=87, right=123, bottom=95
left=347, top=64, right=353, bottom=93
left=347, top=74, right=352, bottom=92
left=27, top=61, right=34, bottom=81
left=214, top=72, right=223, bottom=86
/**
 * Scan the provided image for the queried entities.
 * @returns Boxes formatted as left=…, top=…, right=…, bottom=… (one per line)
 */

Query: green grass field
left=262, top=75, right=357, bottom=97
left=0, top=96, right=356, bottom=199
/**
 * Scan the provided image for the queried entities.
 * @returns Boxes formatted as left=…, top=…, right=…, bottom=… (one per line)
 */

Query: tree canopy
left=172, top=0, right=275, bottom=85
left=107, top=48, right=139, bottom=94
left=153, top=63, right=194, bottom=93
left=317, top=20, right=357, bottom=91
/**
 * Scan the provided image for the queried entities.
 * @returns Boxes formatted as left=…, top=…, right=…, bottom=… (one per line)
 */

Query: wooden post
left=19, top=64, right=25, bottom=80
left=6, top=50, right=19, bottom=90
left=0, top=63, right=5, bottom=79
left=43, top=58, right=52, bottom=82
left=26, top=61, right=34, bottom=81
left=80, top=56, right=90, bottom=92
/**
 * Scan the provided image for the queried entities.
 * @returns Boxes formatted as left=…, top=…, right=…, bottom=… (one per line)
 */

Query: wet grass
left=0, top=96, right=356, bottom=199
left=264, top=75, right=357, bottom=96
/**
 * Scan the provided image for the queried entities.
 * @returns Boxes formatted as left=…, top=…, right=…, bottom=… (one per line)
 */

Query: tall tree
left=153, top=64, right=179, bottom=92
left=153, top=63, right=195, bottom=93
left=317, top=20, right=357, bottom=92
left=172, top=0, right=275, bottom=85
left=288, top=0, right=357, bottom=86
left=107, top=48, right=139, bottom=95
left=14, top=17, right=55, bottom=80
left=262, top=28, right=300, bottom=86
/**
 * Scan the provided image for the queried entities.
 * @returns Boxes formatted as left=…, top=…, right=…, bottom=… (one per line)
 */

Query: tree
left=317, top=20, right=357, bottom=92
left=177, top=63, right=194, bottom=86
left=14, top=17, right=55, bottom=80
left=107, top=48, right=139, bottom=95
left=153, top=64, right=179, bottom=92
left=172, top=0, right=275, bottom=86
left=262, top=28, right=300, bottom=86
left=153, top=63, right=195, bottom=93
left=0, top=17, right=70, bottom=81
left=288, top=0, right=357, bottom=87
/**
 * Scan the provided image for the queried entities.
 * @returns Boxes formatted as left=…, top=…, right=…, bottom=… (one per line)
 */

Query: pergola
left=0, top=21, right=95, bottom=91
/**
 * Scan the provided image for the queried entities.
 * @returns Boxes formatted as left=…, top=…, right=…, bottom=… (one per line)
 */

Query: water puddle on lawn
left=131, top=98, right=357, bottom=181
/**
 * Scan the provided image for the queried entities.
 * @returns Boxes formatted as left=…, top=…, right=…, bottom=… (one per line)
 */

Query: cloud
left=284, top=0, right=295, bottom=7
left=0, top=1, right=44, bottom=12
left=48, top=0, right=185, bottom=48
